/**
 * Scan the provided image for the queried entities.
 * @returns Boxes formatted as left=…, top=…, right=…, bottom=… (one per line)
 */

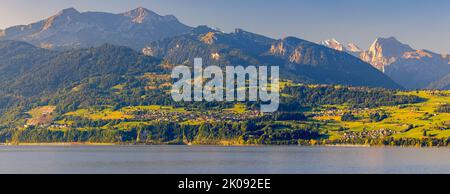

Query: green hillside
left=0, top=40, right=448, bottom=146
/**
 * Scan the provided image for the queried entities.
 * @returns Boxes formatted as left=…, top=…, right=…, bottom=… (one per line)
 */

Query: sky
left=0, top=0, right=449, bottom=53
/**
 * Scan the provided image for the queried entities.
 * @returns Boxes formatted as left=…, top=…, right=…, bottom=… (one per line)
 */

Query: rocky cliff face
left=146, top=27, right=402, bottom=89
left=359, top=37, right=414, bottom=71
left=361, top=38, right=450, bottom=89
left=321, top=37, right=450, bottom=89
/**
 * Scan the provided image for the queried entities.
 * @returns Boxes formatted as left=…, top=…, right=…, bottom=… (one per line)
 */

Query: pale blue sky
left=0, top=0, right=449, bottom=53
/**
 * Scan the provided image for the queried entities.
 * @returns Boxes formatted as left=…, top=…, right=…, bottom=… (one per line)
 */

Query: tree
left=369, top=112, right=388, bottom=122
left=341, top=112, right=357, bottom=122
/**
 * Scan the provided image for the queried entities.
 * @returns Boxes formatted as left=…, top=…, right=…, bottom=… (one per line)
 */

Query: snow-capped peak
left=347, top=43, right=362, bottom=52
left=321, top=38, right=345, bottom=51
left=321, top=38, right=363, bottom=54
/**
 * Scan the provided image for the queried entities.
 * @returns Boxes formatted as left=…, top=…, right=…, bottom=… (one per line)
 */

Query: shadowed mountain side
left=0, top=42, right=161, bottom=97
left=146, top=26, right=402, bottom=89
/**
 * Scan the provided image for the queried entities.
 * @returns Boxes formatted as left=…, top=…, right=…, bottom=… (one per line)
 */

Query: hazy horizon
left=0, top=0, right=449, bottom=53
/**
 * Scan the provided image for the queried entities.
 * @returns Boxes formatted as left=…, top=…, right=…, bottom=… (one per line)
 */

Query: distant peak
left=57, top=8, right=80, bottom=16
left=232, top=27, right=259, bottom=36
left=321, top=38, right=345, bottom=51
left=373, top=36, right=403, bottom=45
left=132, top=6, right=151, bottom=14
left=122, top=7, right=165, bottom=24
left=41, top=8, right=80, bottom=31
left=234, top=28, right=245, bottom=34
left=330, top=38, right=340, bottom=43
left=233, top=28, right=256, bottom=36
left=321, top=38, right=342, bottom=44
left=347, top=43, right=362, bottom=52
left=191, top=25, right=217, bottom=34
left=385, top=36, right=399, bottom=41
left=361, top=36, right=415, bottom=69
left=371, top=36, right=413, bottom=51
left=320, top=39, right=363, bottom=55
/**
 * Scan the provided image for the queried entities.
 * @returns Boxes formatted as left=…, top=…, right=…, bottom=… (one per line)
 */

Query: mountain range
left=5, top=7, right=450, bottom=91
left=145, top=26, right=401, bottom=89
left=0, top=6, right=448, bottom=147
left=320, top=38, right=362, bottom=57
left=0, top=7, right=191, bottom=50
left=321, top=37, right=450, bottom=89
left=0, top=7, right=403, bottom=91
left=2, top=7, right=448, bottom=90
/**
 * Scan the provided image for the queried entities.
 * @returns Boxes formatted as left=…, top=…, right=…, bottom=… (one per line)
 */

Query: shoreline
left=0, top=142, right=116, bottom=146
left=323, top=144, right=371, bottom=147
left=0, top=142, right=439, bottom=148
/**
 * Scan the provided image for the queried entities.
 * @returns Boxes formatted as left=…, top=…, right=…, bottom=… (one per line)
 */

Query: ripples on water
left=1, top=146, right=450, bottom=174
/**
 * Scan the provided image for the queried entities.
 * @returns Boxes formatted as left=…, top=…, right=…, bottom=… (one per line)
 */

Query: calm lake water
left=1, top=145, right=450, bottom=174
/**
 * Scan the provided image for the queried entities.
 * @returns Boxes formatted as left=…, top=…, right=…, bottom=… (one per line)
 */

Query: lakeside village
left=24, top=105, right=267, bottom=129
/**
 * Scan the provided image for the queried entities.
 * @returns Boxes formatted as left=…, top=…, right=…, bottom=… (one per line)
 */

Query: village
left=132, top=109, right=265, bottom=123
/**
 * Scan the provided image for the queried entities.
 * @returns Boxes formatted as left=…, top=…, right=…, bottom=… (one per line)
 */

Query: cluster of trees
left=369, top=112, right=389, bottom=122
left=327, top=137, right=450, bottom=147
left=0, top=120, right=323, bottom=145
left=341, top=112, right=357, bottom=122
left=2, top=127, right=133, bottom=144
left=436, top=104, right=450, bottom=113
left=5, top=120, right=450, bottom=147
left=272, top=112, right=307, bottom=121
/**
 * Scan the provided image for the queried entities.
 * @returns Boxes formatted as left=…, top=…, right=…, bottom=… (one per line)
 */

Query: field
left=65, top=108, right=132, bottom=120
left=313, top=90, right=450, bottom=139
left=16, top=81, right=450, bottom=145
left=224, top=104, right=247, bottom=114
left=121, top=105, right=186, bottom=113
left=26, top=106, right=56, bottom=126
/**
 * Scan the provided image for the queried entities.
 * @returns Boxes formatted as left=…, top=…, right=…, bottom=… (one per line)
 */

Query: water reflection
left=1, top=146, right=450, bottom=174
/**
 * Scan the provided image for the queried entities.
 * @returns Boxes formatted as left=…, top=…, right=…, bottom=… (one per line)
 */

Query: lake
left=1, top=145, right=450, bottom=174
